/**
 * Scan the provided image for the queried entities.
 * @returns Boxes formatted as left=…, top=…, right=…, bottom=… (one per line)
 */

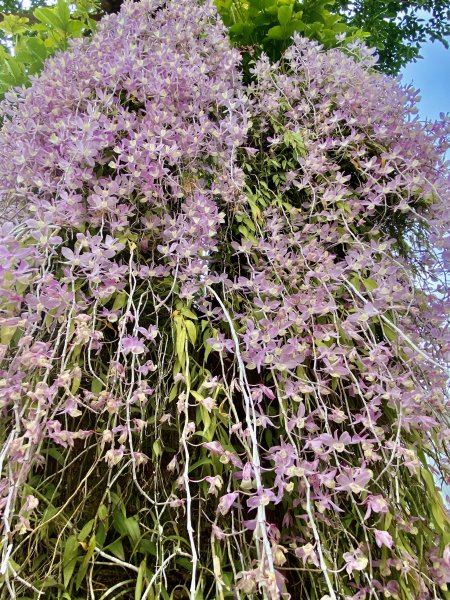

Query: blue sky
left=401, top=40, right=450, bottom=121
left=402, top=40, right=450, bottom=504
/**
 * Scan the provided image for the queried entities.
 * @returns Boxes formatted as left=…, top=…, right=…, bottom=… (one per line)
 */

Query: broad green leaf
left=266, top=25, right=284, bottom=40
left=34, top=7, right=66, bottom=31
left=3, top=56, right=26, bottom=85
left=67, top=20, right=84, bottom=37
left=179, top=306, right=198, bottom=320
left=78, top=519, right=95, bottom=542
left=1, top=325, right=17, bottom=345
left=75, top=535, right=96, bottom=590
left=41, top=447, right=65, bottom=466
left=185, top=320, right=197, bottom=345
left=97, top=504, right=108, bottom=522
left=91, top=377, right=103, bottom=394
left=57, top=0, right=71, bottom=27
left=16, top=37, right=47, bottom=65
left=152, top=440, right=162, bottom=458
left=138, top=539, right=157, bottom=556
left=175, top=325, right=186, bottom=364
left=96, top=522, right=106, bottom=547
left=124, top=516, right=141, bottom=547
left=278, top=4, right=293, bottom=27
left=135, top=559, right=146, bottom=600
left=70, top=372, right=81, bottom=395
left=188, top=457, right=212, bottom=472
left=421, top=468, right=450, bottom=538
left=0, top=14, right=30, bottom=36
left=169, top=384, right=179, bottom=402
left=63, top=535, right=79, bottom=589
left=42, top=504, right=59, bottom=523
left=112, top=291, right=128, bottom=310
left=363, top=278, right=378, bottom=292
left=23, top=37, right=48, bottom=62
left=113, top=511, right=127, bottom=536
left=190, top=390, right=204, bottom=402
left=382, top=322, right=397, bottom=342
left=106, top=539, right=125, bottom=561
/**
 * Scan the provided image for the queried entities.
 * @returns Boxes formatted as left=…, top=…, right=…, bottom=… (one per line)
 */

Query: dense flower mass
left=0, top=0, right=449, bottom=598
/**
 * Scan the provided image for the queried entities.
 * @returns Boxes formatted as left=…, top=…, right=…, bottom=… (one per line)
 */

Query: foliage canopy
left=335, top=0, right=450, bottom=74
left=1, top=0, right=450, bottom=94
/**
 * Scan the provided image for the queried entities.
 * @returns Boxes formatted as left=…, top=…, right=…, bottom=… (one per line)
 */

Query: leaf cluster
left=216, top=0, right=368, bottom=69
left=0, top=0, right=98, bottom=96
left=334, top=0, right=450, bottom=74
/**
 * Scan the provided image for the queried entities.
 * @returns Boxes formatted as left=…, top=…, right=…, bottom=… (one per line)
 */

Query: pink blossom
left=343, top=549, right=369, bottom=574
left=217, top=492, right=239, bottom=515
left=246, top=488, right=277, bottom=509
left=104, top=445, right=125, bottom=467
left=202, top=441, right=225, bottom=456
left=374, top=529, right=394, bottom=549
left=205, top=475, right=223, bottom=496
left=211, top=524, right=226, bottom=541
left=20, top=495, right=39, bottom=514
left=364, top=494, right=389, bottom=520
left=336, top=467, right=373, bottom=494
left=295, top=543, right=319, bottom=567
left=120, top=336, right=146, bottom=355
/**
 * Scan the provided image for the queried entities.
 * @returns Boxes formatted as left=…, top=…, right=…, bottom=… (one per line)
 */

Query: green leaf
left=1, top=325, right=17, bottom=345
left=1, top=55, right=27, bottom=86
left=175, top=325, right=186, bottom=364
left=421, top=468, right=450, bottom=537
left=75, top=535, right=96, bottom=590
left=152, top=440, right=162, bottom=458
left=96, top=522, right=106, bottom=547
left=91, top=377, right=103, bottom=394
left=97, top=504, right=108, bottom=522
left=384, top=512, right=393, bottom=530
left=138, top=539, right=157, bottom=556
left=278, top=4, right=293, bottom=27
left=168, top=384, right=179, bottom=402
left=291, top=19, right=305, bottom=33
left=78, top=519, right=94, bottom=542
left=42, top=504, right=59, bottom=523
left=63, top=535, right=79, bottom=589
left=67, top=20, right=84, bottom=37
left=112, top=291, right=128, bottom=310
left=188, top=457, right=212, bottom=472
left=185, top=320, right=197, bottom=346
left=363, top=278, right=378, bottom=292
left=24, top=37, right=48, bottom=62
left=135, top=559, right=146, bottom=600
left=190, top=390, right=204, bottom=402
left=179, top=306, right=198, bottom=320
left=41, top=447, right=65, bottom=466
left=266, top=25, right=284, bottom=40
left=57, top=0, right=71, bottom=27
left=106, top=539, right=125, bottom=561
left=34, top=7, right=65, bottom=31
left=70, top=372, right=81, bottom=395
left=124, top=516, right=141, bottom=547
left=0, top=14, right=30, bottom=36
left=382, top=322, right=397, bottom=342
left=113, top=511, right=127, bottom=536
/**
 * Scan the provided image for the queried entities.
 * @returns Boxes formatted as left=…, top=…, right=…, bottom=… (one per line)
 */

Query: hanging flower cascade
left=0, top=0, right=449, bottom=598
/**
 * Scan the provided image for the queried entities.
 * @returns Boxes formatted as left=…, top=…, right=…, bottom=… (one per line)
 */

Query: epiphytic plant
left=0, top=0, right=449, bottom=598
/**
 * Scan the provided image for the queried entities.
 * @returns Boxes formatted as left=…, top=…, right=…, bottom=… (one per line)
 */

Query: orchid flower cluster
left=0, top=0, right=449, bottom=598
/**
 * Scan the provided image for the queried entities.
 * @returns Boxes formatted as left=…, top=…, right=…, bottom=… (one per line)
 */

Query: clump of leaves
left=215, top=0, right=369, bottom=74
left=0, top=0, right=98, bottom=96
left=334, top=0, right=450, bottom=75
